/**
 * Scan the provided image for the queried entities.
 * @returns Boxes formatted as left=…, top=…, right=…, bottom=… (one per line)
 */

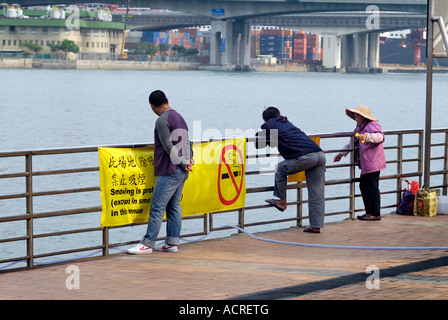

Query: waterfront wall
left=253, top=64, right=308, bottom=72
left=0, top=58, right=200, bottom=70
left=0, top=58, right=33, bottom=68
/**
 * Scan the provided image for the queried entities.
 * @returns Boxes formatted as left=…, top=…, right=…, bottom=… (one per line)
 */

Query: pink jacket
left=341, top=121, right=386, bottom=174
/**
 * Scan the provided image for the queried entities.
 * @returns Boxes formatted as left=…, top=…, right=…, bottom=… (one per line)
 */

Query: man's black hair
left=262, top=106, right=281, bottom=121
left=149, top=90, right=168, bottom=107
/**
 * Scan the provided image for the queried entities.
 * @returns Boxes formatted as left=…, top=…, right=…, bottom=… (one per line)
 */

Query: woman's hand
left=333, top=153, right=343, bottom=162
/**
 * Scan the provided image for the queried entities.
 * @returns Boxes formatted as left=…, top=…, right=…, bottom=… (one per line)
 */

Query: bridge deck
left=1, top=214, right=448, bottom=304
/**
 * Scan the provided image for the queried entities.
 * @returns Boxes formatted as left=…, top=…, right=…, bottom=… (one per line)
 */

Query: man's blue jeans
left=141, top=168, right=189, bottom=248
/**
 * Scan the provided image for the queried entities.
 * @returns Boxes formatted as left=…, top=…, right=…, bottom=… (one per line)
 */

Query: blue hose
left=222, top=225, right=448, bottom=250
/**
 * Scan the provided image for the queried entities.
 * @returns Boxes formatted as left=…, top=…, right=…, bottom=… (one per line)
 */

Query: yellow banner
left=99, top=146, right=156, bottom=227
left=99, top=138, right=246, bottom=227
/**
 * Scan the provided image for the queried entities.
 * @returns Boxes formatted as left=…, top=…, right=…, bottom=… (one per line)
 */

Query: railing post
left=444, top=131, right=448, bottom=195
left=397, top=133, right=404, bottom=205
left=418, top=131, right=424, bottom=187
left=102, top=226, right=109, bottom=256
left=238, top=208, right=245, bottom=233
left=349, top=138, right=356, bottom=219
left=25, top=153, right=34, bottom=268
left=296, top=182, right=303, bottom=227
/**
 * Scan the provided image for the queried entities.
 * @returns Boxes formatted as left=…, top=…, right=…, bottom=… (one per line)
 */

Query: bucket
left=437, top=196, right=448, bottom=215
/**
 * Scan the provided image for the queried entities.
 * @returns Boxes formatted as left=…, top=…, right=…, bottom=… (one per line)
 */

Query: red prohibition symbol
left=217, top=144, right=245, bottom=206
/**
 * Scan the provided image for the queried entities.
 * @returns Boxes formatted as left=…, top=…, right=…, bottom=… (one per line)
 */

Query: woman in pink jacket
left=334, top=105, right=386, bottom=221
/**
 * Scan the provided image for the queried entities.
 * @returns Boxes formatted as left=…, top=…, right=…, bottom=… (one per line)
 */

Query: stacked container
left=169, top=30, right=192, bottom=48
left=260, top=29, right=293, bottom=61
left=141, top=31, right=169, bottom=44
left=292, top=31, right=307, bottom=62
left=306, top=34, right=319, bottom=60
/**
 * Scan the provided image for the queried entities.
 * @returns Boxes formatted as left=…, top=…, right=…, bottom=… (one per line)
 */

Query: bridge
left=17, top=0, right=428, bottom=69
left=119, top=12, right=426, bottom=33
left=119, top=11, right=426, bottom=69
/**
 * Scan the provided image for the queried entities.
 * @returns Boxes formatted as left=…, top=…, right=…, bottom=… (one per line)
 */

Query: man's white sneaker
left=127, top=243, right=153, bottom=254
left=156, top=243, right=178, bottom=253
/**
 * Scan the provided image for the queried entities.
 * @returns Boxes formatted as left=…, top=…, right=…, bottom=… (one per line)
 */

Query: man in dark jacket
left=255, top=107, right=326, bottom=233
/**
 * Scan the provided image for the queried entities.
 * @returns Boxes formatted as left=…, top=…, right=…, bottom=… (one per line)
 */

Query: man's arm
left=155, top=118, right=192, bottom=171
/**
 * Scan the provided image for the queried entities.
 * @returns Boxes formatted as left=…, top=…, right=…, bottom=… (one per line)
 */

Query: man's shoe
left=156, top=243, right=178, bottom=253
left=127, top=243, right=153, bottom=254
left=357, top=214, right=381, bottom=221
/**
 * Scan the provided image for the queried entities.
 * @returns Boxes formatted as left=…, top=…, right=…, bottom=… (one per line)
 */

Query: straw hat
left=345, top=105, right=378, bottom=122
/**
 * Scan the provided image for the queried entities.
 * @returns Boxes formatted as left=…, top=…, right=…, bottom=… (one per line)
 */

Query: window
left=0, top=26, right=4, bottom=34
left=9, top=26, right=16, bottom=33
left=42, top=27, right=48, bottom=35
left=93, top=29, right=99, bottom=37
left=20, top=26, right=27, bottom=35
left=53, top=27, right=59, bottom=35
left=31, top=26, right=37, bottom=35
left=64, top=27, right=70, bottom=35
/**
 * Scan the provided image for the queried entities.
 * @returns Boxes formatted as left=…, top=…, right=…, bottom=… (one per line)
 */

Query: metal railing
left=0, top=129, right=447, bottom=273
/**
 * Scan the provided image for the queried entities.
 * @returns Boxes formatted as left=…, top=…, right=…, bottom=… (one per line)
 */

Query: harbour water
left=1, top=68, right=448, bottom=151
left=1, top=68, right=448, bottom=264
left=2, top=68, right=448, bottom=150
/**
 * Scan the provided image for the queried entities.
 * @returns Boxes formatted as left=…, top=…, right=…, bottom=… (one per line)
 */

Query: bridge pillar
left=321, top=34, right=341, bottom=69
left=354, top=33, right=368, bottom=68
left=341, top=34, right=355, bottom=68
left=345, top=32, right=380, bottom=70
left=368, top=32, right=380, bottom=68
left=210, top=19, right=250, bottom=69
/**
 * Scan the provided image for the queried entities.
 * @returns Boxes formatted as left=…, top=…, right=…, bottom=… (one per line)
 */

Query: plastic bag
left=413, top=189, right=438, bottom=217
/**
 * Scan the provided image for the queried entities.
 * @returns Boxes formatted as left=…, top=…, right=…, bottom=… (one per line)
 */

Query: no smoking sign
left=217, top=144, right=245, bottom=206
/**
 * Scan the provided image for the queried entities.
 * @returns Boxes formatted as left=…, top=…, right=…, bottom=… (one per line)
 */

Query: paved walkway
left=1, top=214, right=448, bottom=301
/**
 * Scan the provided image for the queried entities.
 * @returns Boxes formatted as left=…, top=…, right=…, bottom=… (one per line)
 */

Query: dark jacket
left=255, top=116, right=322, bottom=160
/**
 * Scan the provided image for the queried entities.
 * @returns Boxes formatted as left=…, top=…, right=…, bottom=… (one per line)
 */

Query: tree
left=59, top=39, right=80, bottom=55
left=19, top=40, right=42, bottom=55
left=48, top=39, right=80, bottom=58
left=158, top=42, right=170, bottom=55
left=172, top=44, right=186, bottom=56
left=172, top=45, right=198, bottom=57
left=185, top=48, right=199, bottom=56
left=136, top=42, right=157, bottom=56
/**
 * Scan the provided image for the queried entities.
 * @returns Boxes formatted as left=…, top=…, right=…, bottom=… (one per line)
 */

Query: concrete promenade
left=1, top=213, right=448, bottom=303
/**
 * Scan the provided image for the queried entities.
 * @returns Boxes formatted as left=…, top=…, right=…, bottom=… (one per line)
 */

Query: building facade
left=0, top=6, right=125, bottom=57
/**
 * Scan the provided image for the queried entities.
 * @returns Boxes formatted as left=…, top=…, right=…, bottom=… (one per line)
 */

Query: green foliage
left=19, top=40, right=42, bottom=54
left=172, top=45, right=199, bottom=56
left=158, top=42, right=170, bottom=54
left=48, top=39, right=80, bottom=56
left=135, top=42, right=157, bottom=55
left=59, top=39, right=80, bottom=54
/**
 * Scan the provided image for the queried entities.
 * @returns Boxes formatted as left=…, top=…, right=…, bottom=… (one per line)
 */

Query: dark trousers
left=359, top=171, right=381, bottom=216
